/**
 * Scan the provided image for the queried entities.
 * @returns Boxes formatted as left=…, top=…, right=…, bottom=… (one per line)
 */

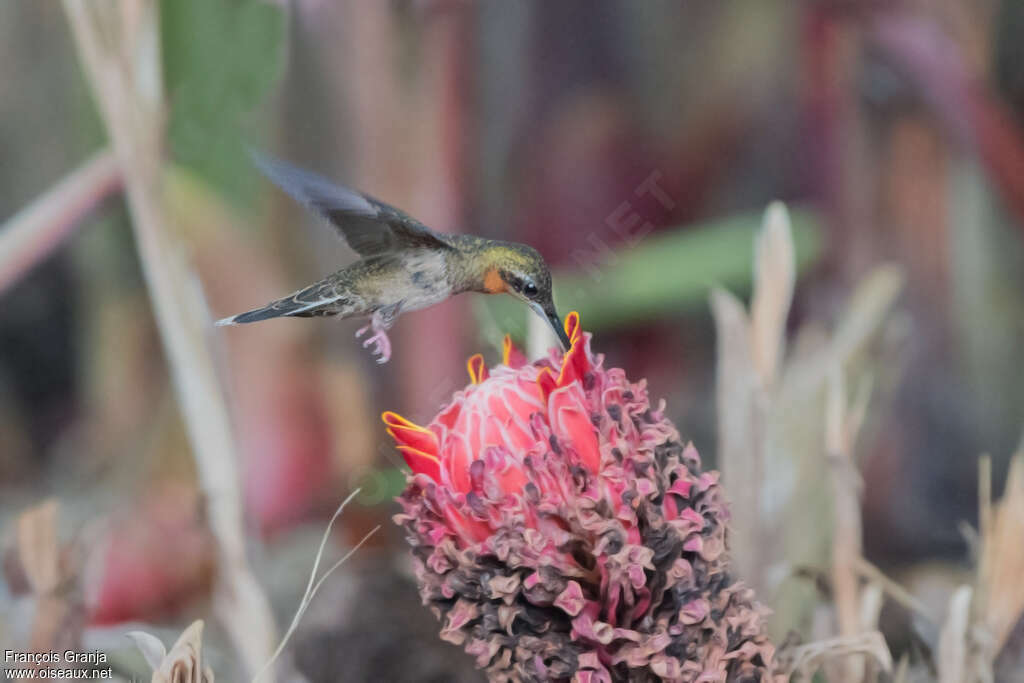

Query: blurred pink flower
left=385, top=313, right=780, bottom=682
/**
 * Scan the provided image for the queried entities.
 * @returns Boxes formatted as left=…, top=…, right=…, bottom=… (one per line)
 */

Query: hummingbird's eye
left=523, top=282, right=539, bottom=298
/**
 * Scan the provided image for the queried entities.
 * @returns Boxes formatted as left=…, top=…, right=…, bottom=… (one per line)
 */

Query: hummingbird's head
left=479, top=243, right=570, bottom=349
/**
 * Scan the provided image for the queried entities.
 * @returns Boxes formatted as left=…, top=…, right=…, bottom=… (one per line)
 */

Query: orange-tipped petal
left=466, top=354, right=489, bottom=384
left=502, top=334, right=528, bottom=369
left=557, top=342, right=588, bottom=388
left=556, top=312, right=589, bottom=388
left=396, top=446, right=442, bottom=481
left=536, top=366, right=557, bottom=403
left=564, top=311, right=582, bottom=345
left=382, top=411, right=440, bottom=458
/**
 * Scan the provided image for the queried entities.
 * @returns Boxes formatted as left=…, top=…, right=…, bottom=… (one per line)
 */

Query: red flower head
left=385, top=314, right=779, bottom=682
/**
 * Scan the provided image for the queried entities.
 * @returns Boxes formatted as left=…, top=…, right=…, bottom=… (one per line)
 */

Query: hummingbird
left=216, top=154, right=570, bottom=363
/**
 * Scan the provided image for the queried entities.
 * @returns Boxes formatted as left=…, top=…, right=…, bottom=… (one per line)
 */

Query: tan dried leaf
left=132, top=620, right=214, bottom=683
left=710, top=287, right=755, bottom=454
left=16, top=499, right=61, bottom=594
left=785, top=630, right=893, bottom=679
left=937, top=585, right=972, bottom=683
left=709, top=287, right=761, bottom=583
left=980, top=454, right=1024, bottom=655
left=893, top=654, right=910, bottom=683
left=832, top=265, right=904, bottom=361
left=750, top=201, right=795, bottom=387
left=710, top=288, right=756, bottom=475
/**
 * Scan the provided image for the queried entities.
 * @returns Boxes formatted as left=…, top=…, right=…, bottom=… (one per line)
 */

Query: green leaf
left=476, top=205, right=821, bottom=339
left=160, top=0, right=286, bottom=206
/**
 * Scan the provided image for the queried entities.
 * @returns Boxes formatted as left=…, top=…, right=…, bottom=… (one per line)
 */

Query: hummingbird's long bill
left=531, top=302, right=572, bottom=350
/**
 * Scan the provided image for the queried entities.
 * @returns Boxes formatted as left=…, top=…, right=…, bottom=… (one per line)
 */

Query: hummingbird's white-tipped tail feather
left=216, top=282, right=350, bottom=325
left=214, top=316, right=237, bottom=326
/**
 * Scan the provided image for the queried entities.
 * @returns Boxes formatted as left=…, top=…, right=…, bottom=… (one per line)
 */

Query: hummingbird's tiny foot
left=356, top=327, right=392, bottom=364
left=355, top=324, right=370, bottom=338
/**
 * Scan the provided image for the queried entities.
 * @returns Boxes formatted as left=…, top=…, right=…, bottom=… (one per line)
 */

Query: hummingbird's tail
left=215, top=281, right=348, bottom=326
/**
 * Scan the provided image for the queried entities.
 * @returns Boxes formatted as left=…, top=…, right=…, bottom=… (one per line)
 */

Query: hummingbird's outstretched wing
left=251, top=152, right=454, bottom=256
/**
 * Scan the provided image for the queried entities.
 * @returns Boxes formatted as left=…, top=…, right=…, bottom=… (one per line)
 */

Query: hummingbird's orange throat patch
left=483, top=267, right=507, bottom=293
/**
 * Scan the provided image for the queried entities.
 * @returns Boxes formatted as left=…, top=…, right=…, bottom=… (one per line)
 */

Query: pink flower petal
left=548, top=383, right=601, bottom=472
left=554, top=580, right=586, bottom=616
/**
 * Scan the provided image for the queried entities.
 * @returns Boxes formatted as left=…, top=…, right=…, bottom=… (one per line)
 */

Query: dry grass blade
left=980, top=453, right=1024, bottom=655
left=826, top=366, right=864, bottom=637
left=937, top=585, right=972, bottom=683
left=709, top=286, right=763, bottom=588
left=858, top=584, right=886, bottom=683
left=975, top=455, right=992, bottom=572
left=709, top=288, right=754, bottom=420
left=130, top=620, right=214, bottom=683
left=252, top=490, right=380, bottom=683
left=826, top=366, right=870, bottom=681
left=859, top=583, right=884, bottom=632
left=785, top=631, right=893, bottom=680
left=750, top=201, right=795, bottom=387
left=831, top=265, right=905, bottom=362
left=853, top=556, right=933, bottom=620
left=893, top=655, right=910, bottom=683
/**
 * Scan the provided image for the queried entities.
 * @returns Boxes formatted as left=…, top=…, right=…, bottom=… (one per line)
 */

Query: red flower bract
left=385, top=314, right=598, bottom=500
left=385, top=313, right=780, bottom=682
